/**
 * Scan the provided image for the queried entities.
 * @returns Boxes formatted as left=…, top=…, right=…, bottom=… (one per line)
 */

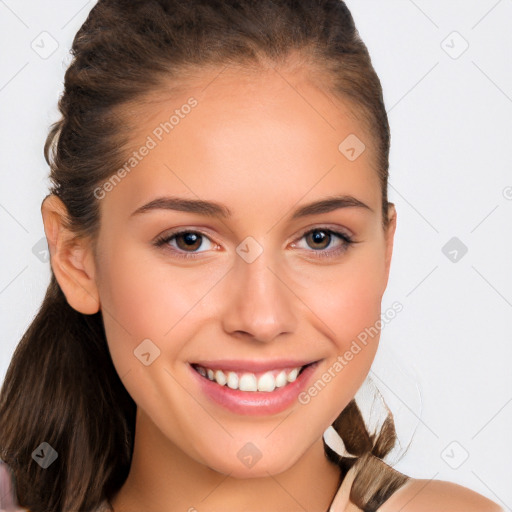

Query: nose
left=220, top=248, right=298, bottom=344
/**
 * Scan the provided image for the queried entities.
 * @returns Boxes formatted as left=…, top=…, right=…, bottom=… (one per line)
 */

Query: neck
left=110, top=409, right=343, bottom=512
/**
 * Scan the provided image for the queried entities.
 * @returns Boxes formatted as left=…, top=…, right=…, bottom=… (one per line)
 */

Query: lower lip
left=189, top=362, right=319, bottom=416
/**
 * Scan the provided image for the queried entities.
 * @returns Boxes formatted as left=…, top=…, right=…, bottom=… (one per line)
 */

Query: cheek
left=95, top=241, right=222, bottom=367
left=97, top=235, right=386, bottom=367
left=292, top=255, right=385, bottom=432
left=291, top=246, right=386, bottom=347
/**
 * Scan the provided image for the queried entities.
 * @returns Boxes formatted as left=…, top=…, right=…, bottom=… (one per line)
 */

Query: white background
left=0, top=0, right=511, bottom=509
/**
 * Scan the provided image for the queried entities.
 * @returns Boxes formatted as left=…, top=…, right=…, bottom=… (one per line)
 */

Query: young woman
left=0, top=1, right=503, bottom=511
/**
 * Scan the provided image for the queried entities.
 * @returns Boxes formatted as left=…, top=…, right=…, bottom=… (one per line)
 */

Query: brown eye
left=154, top=229, right=215, bottom=260
left=292, top=227, right=355, bottom=259
left=174, top=232, right=203, bottom=251
left=305, top=229, right=332, bottom=250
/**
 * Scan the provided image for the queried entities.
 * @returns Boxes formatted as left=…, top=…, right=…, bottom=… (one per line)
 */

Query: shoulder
left=375, top=477, right=504, bottom=512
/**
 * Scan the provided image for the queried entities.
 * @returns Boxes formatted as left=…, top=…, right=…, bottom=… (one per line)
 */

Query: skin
left=42, top=64, right=398, bottom=511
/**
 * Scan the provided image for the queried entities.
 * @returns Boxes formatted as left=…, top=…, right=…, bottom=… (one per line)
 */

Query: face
left=92, top=66, right=396, bottom=478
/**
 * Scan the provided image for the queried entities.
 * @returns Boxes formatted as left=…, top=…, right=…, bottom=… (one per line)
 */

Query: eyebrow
left=130, top=194, right=373, bottom=219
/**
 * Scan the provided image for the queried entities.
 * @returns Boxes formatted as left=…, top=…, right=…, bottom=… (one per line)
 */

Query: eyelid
left=293, top=223, right=354, bottom=240
left=153, top=227, right=218, bottom=256
left=154, top=224, right=353, bottom=246
left=289, top=226, right=356, bottom=258
left=153, top=224, right=358, bottom=260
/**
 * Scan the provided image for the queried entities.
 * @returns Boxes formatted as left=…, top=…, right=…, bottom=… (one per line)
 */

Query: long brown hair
left=0, top=1, right=408, bottom=510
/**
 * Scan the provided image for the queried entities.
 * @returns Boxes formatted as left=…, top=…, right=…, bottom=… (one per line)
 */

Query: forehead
left=110, top=66, right=380, bottom=215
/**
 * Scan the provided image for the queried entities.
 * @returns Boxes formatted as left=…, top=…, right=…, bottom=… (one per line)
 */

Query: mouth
left=189, top=359, right=320, bottom=416
left=191, top=362, right=311, bottom=392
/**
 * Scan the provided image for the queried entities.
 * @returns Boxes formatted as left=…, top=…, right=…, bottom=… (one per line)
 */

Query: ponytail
left=325, top=398, right=410, bottom=511
left=0, top=274, right=136, bottom=512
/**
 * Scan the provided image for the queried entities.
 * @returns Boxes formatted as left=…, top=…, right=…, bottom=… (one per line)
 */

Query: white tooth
left=257, top=371, right=276, bottom=392
left=214, top=369, right=227, bottom=386
left=275, top=370, right=288, bottom=388
left=197, top=366, right=206, bottom=377
left=207, top=368, right=214, bottom=380
left=287, top=367, right=300, bottom=382
left=239, top=373, right=258, bottom=392
left=227, top=371, right=239, bottom=390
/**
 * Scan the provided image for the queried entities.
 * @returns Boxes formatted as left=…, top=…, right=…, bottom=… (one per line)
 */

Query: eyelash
left=153, top=227, right=356, bottom=261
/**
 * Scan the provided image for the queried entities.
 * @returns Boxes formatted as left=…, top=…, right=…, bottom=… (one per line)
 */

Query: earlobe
left=41, top=194, right=100, bottom=315
left=383, top=203, right=397, bottom=288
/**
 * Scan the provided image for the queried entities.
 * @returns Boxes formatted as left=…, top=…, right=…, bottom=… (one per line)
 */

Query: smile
left=192, top=363, right=306, bottom=392
left=189, top=359, right=320, bottom=416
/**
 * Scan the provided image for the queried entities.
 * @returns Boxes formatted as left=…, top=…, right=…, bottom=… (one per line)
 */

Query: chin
left=204, top=444, right=303, bottom=479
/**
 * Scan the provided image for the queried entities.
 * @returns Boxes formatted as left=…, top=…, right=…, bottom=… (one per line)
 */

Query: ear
left=382, top=202, right=397, bottom=290
left=41, top=194, right=100, bottom=314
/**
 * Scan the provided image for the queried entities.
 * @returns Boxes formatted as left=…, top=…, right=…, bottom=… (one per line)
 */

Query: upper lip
left=191, top=359, right=319, bottom=373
